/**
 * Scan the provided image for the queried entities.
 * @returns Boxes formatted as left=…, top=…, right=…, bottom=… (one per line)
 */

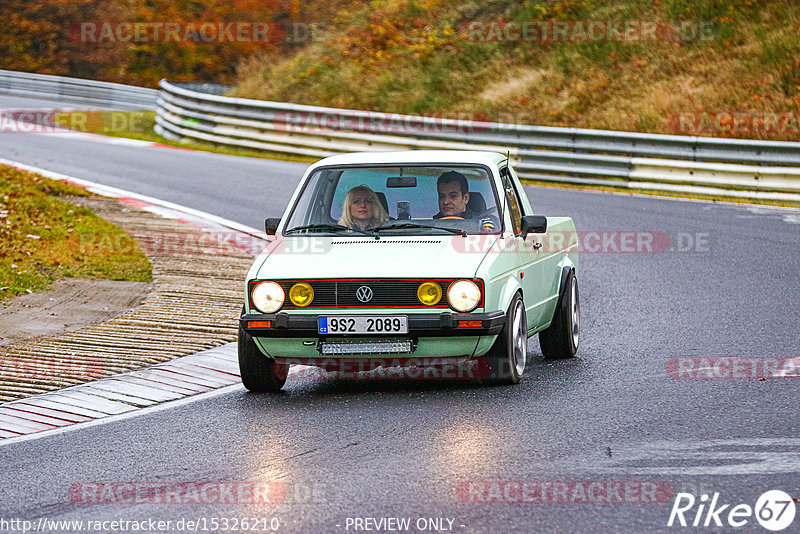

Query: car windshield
left=283, top=164, right=502, bottom=236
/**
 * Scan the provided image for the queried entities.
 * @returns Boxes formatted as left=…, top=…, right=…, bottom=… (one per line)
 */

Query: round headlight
left=447, top=280, right=481, bottom=312
left=289, top=282, right=314, bottom=307
left=251, top=281, right=284, bottom=313
left=417, top=282, right=442, bottom=306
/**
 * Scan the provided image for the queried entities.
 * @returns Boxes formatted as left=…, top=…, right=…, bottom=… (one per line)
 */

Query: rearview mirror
left=264, top=218, right=281, bottom=236
left=387, top=176, right=417, bottom=188
left=520, top=215, right=547, bottom=238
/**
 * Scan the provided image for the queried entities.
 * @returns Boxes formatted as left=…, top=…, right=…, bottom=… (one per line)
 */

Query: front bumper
left=240, top=311, right=506, bottom=338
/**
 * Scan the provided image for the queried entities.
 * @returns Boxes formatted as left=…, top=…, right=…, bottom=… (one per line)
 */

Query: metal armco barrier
left=1, top=70, right=798, bottom=200
left=154, top=80, right=800, bottom=200
left=0, top=70, right=157, bottom=110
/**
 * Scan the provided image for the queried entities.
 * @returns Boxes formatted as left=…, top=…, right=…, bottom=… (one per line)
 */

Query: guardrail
left=155, top=80, right=800, bottom=200
left=1, top=70, right=798, bottom=200
left=0, top=70, right=157, bottom=110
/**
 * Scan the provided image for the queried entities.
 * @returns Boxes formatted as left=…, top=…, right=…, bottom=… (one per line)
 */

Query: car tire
left=238, top=310, right=289, bottom=392
left=539, top=270, right=579, bottom=360
left=483, top=294, right=527, bottom=385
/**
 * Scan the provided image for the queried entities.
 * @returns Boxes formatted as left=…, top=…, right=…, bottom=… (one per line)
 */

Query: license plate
left=318, top=316, right=408, bottom=334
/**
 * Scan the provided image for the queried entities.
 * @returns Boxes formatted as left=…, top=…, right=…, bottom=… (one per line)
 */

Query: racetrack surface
left=1, top=95, right=799, bottom=533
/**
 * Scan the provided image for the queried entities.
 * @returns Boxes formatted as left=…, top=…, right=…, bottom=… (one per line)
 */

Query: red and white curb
left=0, top=158, right=279, bottom=442
left=0, top=343, right=240, bottom=440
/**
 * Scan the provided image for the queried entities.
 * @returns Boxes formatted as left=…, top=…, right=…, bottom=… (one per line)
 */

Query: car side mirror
left=520, top=215, right=547, bottom=238
left=264, top=218, right=281, bottom=236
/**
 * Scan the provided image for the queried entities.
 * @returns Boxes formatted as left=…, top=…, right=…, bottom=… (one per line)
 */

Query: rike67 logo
left=668, top=490, right=796, bottom=531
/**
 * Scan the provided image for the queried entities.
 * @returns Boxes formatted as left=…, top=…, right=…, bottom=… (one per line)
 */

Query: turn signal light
left=248, top=320, right=272, bottom=328
left=458, top=320, right=483, bottom=328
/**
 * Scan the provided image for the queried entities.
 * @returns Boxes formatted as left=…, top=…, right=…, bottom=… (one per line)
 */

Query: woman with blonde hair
left=338, top=185, right=388, bottom=231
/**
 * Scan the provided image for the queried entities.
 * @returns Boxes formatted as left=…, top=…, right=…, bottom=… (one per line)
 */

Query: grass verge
left=0, top=165, right=152, bottom=301
left=233, top=0, right=800, bottom=142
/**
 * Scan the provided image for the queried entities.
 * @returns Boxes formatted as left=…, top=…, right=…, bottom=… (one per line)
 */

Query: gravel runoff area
left=0, top=195, right=255, bottom=403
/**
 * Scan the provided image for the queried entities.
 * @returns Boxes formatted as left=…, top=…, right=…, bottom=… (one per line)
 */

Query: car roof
left=308, top=150, right=508, bottom=170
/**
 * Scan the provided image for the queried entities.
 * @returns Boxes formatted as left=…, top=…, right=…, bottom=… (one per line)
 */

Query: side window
left=500, top=167, right=523, bottom=235
left=507, top=165, right=533, bottom=214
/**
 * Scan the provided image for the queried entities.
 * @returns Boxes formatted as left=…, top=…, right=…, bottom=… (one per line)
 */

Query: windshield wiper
left=284, top=223, right=377, bottom=237
left=372, top=222, right=466, bottom=236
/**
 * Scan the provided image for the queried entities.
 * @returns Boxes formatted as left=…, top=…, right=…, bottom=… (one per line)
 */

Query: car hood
left=252, top=235, right=501, bottom=279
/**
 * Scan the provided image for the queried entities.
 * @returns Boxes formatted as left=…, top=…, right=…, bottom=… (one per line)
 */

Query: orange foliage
left=0, top=0, right=292, bottom=86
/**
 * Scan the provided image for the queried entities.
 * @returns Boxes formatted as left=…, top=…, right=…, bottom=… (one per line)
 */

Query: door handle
left=533, top=242, right=542, bottom=250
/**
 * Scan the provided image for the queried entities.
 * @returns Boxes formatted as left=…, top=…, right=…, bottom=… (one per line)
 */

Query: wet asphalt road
left=1, top=95, right=799, bottom=533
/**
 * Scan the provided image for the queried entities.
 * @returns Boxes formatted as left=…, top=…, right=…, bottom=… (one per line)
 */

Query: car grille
left=276, top=279, right=453, bottom=309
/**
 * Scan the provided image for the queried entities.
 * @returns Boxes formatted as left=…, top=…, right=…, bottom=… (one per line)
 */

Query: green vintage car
left=239, top=150, right=579, bottom=391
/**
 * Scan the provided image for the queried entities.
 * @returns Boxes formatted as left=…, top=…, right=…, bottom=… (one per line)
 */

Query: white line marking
left=560, top=438, right=800, bottom=476
left=776, top=357, right=800, bottom=378
left=0, top=158, right=266, bottom=238
left=747, top=206, right=800, bottom=224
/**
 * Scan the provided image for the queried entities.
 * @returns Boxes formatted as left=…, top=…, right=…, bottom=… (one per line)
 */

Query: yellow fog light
left=417, top=282, right=442, bottom=306
left=289, top=282, right=314, bottom=307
